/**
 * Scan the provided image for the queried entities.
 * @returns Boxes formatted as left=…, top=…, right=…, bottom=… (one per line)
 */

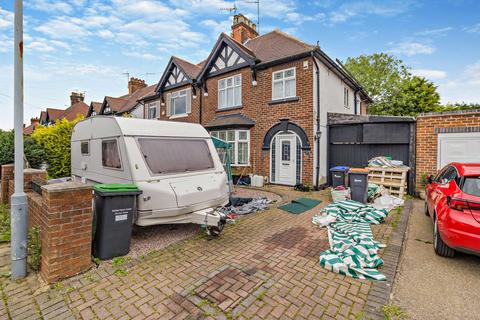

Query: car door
left=427, top=166, right=455, bottom=218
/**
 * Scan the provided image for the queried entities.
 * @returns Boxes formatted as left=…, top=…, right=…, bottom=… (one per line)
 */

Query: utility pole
left=11, top=0, right=28, bottom=279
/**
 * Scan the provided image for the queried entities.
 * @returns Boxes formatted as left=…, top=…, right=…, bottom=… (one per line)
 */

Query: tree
left=343, top=53, right=441, bottom=116
left=0, top=130, right=45, bottom=168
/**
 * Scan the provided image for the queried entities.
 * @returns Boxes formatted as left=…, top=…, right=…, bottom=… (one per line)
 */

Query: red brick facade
left=148, top=58, right=316, bottom=184
left=416, top=110, right=480, bottom=191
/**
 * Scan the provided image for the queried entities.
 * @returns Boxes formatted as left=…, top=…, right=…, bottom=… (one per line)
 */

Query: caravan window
left=138, top=138, right=214, bottom=174
left=81, top=141, right=89, bottom=155
left=102, top=139, right=122, bottom=169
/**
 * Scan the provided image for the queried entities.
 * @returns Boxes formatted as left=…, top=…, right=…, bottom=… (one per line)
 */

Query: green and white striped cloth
left=312, top=200, right=388, bottom=281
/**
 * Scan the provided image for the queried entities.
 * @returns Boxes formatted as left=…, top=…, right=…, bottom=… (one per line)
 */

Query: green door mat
left=279, top=197, right=322, bottom=214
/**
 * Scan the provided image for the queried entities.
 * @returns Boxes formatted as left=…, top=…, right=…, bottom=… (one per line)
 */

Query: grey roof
left=205, top=113, right=256, bottom=129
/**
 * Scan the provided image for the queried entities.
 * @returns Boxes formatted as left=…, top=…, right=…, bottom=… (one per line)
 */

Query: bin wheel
left=207, top=223, right=225, bottom=237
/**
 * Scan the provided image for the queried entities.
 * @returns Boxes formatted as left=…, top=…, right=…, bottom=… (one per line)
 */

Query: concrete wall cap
left=41, top=181, right=92, bottom=193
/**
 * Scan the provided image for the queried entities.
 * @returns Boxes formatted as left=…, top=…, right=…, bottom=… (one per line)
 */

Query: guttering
left=255, top=51, right=312, bottom=70
left=354, top=88, right=360, bottom=115
left=311, top=51, right=321, bottom=189
left=199, top=85, right=203, bottom=124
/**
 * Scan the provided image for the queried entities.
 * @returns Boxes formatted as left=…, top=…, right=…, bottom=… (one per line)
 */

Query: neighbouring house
left=86, top=78, right=156, bottom=118
left=39, top=92, right=89, bottom=126
left=23, top=117, right=40, bottom=136
left=138, top=14, right=371, bottom=187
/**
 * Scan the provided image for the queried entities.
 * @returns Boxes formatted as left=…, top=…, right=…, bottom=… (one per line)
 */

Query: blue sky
left=0, top=0, right=479, bottom=129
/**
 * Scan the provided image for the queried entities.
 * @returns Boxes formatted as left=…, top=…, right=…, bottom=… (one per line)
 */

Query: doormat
left=279, top=197, right=322, bottom=214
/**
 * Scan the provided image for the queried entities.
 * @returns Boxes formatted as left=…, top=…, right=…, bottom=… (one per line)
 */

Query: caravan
left=71, top=117, right=229, bottom=235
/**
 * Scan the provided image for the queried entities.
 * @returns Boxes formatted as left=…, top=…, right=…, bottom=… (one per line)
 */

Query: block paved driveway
left=0, top=187, right=397, bottom=320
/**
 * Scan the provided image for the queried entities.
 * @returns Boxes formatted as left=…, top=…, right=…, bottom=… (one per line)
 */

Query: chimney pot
left=231, top=13, right=258, bottom=44
left=70, top=91, right=85, bottom=106
left=128, top=77, right=147, bottom=95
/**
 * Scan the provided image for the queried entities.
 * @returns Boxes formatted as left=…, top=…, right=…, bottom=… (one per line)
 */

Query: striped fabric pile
left=312, top=200, right=388, bottom=280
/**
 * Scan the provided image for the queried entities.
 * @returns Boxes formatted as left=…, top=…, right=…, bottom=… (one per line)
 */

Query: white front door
left=276, top=134, right=297, bottom=185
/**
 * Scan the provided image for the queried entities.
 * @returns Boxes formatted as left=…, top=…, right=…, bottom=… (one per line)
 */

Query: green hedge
left=32, top=117, right=82, bottom=178
left=0, top=130, right=45, bottom=168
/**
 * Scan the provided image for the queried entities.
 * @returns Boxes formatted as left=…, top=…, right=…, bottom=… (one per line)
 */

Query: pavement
left=392, top=199, right=480, bottom=320
left=0, top=186, right=402, bottom=320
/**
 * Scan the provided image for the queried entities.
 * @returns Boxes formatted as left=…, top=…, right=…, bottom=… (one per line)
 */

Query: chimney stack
left=128, top=77, right=147, bottom=95
left=30, top=118, right=39, bottom=126
left=231, top=14, right=258, bottom=44
left=70, top=91, right=85, bottom=106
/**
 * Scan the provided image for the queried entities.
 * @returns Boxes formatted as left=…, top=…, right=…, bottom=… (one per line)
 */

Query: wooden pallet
left=367, top=167, right=409, bottom=198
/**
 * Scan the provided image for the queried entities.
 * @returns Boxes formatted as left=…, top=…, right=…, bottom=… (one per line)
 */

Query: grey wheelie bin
left=330, top=166, right=350, bottom=188
left=348, top=168, right=369, bottom=204
left=92, top=184, right=142, bottom=260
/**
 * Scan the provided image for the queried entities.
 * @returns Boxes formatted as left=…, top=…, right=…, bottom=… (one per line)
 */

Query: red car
left=425, top=163, right=480, bottom=257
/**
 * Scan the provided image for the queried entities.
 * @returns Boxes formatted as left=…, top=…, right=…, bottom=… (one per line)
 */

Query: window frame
left=147, top=101, right=159, bottom=119
left=344, top=87, right=350, bottom=109
left=272, top=67, right=296, bottom=101
left=218, top=74, right=242, bottom=110
left=101, top=138, right=123, bottom=171
left=170, top=89, right=188, bottom=117
left=104, top=106, right=111, bottom=114
left=210, top=129, right=250, bottom=166
left=80, top=141, right=90, bottom=156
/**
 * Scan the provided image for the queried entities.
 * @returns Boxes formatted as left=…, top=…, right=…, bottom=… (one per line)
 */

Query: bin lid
left=93, top=184, right=140, bottom=193
left=330, top=166, right=350, bottom=172
left=349, top=168, right=369, bottom=173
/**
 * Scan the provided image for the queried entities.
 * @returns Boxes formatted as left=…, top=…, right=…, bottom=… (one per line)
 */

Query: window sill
left=268, top=97, right=299, bottom=105
left=169, top=114, right=188, bottom=119
left=216, top=106, right=243, bottom=113
left=231, top=164, right=251, bottom=167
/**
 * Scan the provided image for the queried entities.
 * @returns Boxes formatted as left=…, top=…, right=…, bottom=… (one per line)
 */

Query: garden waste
left=312, top=200, right=389, bottom=281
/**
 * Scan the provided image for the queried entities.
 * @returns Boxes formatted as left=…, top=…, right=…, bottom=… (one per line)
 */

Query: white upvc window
left=218, top=74, right=242, bottom=109
left=272, top=67, right=296, bottom=100
left=344, top=87, right=350, bottom=108
left=211, top=129, right=249, bottom=166
left=147, top=101, right=159, bottom=119
left=104, top=106, right=111, bottom=114
left=166, top=88, right=191, bottom=118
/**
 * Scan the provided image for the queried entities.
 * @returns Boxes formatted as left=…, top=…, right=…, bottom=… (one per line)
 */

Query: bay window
left=218, top=75, right=242, bottom=109
left=211, top=129, right=249, bottom=166
left=272, top=68, right=296, bottom=100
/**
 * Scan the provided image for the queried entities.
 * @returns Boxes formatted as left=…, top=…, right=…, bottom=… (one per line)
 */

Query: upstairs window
left=218, top=75, right=242, bottom=109
left=272, top=68, right=296, bottom=100
left=104, top=106, right=111, bottom=114
left=344, top=87, right=350, bottom=108
left=167, top=89, right=191, bottom=117
left=148, top=101, right=159, bottom=119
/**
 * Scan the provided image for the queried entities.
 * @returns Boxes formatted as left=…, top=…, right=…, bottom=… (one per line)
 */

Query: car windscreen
left=138, top=138, right=214, bottom=175
left=463, top=176, right=480, bottom=197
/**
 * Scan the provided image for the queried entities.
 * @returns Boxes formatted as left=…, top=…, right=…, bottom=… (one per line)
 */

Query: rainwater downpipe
left=311, top=52, right=321, bottom=190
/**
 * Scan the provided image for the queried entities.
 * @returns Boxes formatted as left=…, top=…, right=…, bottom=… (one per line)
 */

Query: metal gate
left=327, top=113, right=416, bottom=195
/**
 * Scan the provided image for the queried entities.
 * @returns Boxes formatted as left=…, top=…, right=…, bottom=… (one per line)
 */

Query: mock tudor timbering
left=140, top=13, right=371, bottom=186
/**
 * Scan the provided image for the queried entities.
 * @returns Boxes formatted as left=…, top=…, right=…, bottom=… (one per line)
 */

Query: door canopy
left=262, top=119, right=311, bottom=150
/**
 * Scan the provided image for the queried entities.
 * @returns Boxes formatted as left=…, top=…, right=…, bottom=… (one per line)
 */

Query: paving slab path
left=392, top=199, right=480, bottom=320
left=0, top=186, right=401, bottom=320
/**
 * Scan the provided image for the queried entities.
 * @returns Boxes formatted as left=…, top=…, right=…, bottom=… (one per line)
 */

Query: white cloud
left=200, top=18, right=232, bottom=38
left=390, top=41, right=435, bottom=56
left=412, top=69, right=447, bottom=80
left=0, top=34, right=12, bottom=53
left=27, top=0, right=73, bottom=14
left=329, top=0, right=412, bottom=24
left=123, top=51, right=158, bottom=60
left=0, top=7, right=13, bottom=29
left=36, top=17, right=92, bottom=39
left=97, top=30, right=115, bottom=39
left=464, top=23, right=480, bottom=34
left=437, top=61, right=480, bottom=104
left=415, top=27, right=453, bottom=37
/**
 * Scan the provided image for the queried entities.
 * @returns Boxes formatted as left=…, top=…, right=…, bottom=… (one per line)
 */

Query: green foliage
left=0, top=205, right=10, bottom=243
left=31, top=117, right=83, bottom=178
left=420, top=172, right=430, bottom=187
left=0, top=130, right=46, bottom=168
left=383, top=303, right=407, bottom=320
left=344, top=53, right=441, bottom=116
left=437, top=102, right=480, bottom=112
left=28, top=226, right=42, bottom=271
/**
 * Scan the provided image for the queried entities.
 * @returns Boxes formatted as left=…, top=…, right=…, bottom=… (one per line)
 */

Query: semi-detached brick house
left=139, top=14, right=371, bottom=187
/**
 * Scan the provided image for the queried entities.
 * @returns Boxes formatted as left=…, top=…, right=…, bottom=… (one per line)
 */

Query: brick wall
left=416, top=110, right=480, bottom=191
left=4, top=165, right=93, bottom=283
left=151, top=58, right=316, bottom=184
left=0, top=164, right=14, bottom=204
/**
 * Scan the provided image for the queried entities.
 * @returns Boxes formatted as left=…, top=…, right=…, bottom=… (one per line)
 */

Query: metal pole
left=11, top=0, right=28, bottom=280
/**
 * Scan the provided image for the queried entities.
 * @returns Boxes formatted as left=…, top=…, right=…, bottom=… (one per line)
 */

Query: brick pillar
left=37, top=182, right=93, bottom=283
left=0, top=164, right=14, bottom=204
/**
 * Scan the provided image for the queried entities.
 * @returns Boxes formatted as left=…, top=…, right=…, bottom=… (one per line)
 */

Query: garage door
left=438, top=132, right=480, bottom=168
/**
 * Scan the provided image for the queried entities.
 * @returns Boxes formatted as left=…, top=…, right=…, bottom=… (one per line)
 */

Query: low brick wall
left=3, top=165, right=93, bottom=283
left=0, top=164, right=14, bottom=204
left=416, top=110, right=480, bottom=191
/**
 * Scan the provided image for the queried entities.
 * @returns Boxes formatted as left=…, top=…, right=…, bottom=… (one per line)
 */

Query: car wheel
left=424, top=201, right=430, bottom=216
left=433, top=214, right=455, bottom=258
